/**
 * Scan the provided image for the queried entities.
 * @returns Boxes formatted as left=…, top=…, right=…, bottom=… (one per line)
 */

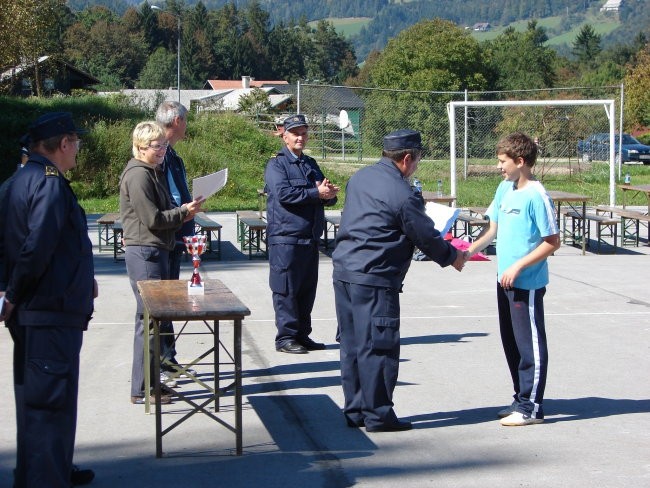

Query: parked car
left=577, top=133, right=650, bottom=164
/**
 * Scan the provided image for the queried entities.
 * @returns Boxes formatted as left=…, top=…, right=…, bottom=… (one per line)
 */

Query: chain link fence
left=240, top=83, right=624, bottom=191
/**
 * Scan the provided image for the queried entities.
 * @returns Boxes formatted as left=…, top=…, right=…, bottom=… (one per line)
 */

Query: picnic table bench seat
left=453, top=207, right=489, bottom=240
left=595, top=205, right=650, bottom=247
left=322, top=214, right=341, bottom=249
left=561, top=208, right=618, bottom=253
left=236, top=210, right=267, bottom=259
left=193, top=212, right=222, bottom=259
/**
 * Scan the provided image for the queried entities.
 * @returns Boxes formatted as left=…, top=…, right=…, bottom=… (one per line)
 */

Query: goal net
left=447, top=99, right=618, bottom=206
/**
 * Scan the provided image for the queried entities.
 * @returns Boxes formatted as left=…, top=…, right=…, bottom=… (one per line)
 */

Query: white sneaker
left=500, top=411, right=544, bottom=426
left=160, top=372, right=177, bottom=388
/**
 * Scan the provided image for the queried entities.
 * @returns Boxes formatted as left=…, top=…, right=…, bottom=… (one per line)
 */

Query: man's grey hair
left=156, top=101, right=188, bottom=128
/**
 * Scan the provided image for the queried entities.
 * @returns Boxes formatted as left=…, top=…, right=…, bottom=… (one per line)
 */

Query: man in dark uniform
left=156, top=100, right=196, bottom=383
left=0, top=112, right=97, bottom=487
left=332, top=129, right=466, bottom=432
left=264, top=114, right=339, bottom=354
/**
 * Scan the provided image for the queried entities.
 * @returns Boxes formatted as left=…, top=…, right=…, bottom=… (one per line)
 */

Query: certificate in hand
left=425, top=201, right=461, bottom=236
left=192, top=168, right=228, bottom=200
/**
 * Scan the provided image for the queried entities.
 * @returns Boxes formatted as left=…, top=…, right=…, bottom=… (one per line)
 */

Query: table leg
left=235, top=318, right=242, bottom=455
left=214, top=320, right=220, bottom=411
left=153, top=319, right=163, bottom=458
left=582, top=201, right=586, bottom=255
left=144, top=309, right=151, bottom=415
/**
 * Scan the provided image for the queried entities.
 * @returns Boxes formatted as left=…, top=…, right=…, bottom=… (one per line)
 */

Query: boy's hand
left=500, top=265, right=522, bottom=289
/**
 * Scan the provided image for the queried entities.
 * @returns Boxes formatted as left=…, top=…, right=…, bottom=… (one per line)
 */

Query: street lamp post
left=151, top=5, right=181, bottom=102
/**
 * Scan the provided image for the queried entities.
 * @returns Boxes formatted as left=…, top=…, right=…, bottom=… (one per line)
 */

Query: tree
left=363, top=18, right=490, bottom=154
left=237, top=88, right=272, bottom=115
left=485, top=21, right=557, bottom=91
left=306, top=20, right=358, bottom=83
left=137, top=47, right=177, bottom=89
left=624, top=46, right=650, bottom=130
left=0, top=0, right=65, bottom=96
left=572, top=24, right=602, bottom=67
left=64, top=14, right=147, bottom=88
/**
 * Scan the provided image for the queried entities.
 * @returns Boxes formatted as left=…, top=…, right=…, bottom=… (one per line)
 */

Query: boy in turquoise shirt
left=467, top=132, right=561, bottom=426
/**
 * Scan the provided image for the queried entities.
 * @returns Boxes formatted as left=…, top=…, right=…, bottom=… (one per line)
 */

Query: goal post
left=447, top=99, right=617, bottom=206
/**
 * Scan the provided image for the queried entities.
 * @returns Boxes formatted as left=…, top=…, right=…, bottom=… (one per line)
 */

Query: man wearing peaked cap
left=283, top=114, right=308, bottom=132
left=382, top=128, right=423, bottom=151
left=332, top=129, right=465, bottom=432
left=28, top=111, right=88, bottom=143
left=0, top=112, right=97, bottom=487
left=264, top=114, right=339, bottom=354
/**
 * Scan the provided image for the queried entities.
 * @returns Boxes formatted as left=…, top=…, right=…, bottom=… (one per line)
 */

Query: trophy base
left=187, top=281, right=205, bottom=295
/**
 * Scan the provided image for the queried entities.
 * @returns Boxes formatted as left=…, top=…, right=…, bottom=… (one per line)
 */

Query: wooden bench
left=236, top=210, right=262, bottom=244
left=596, top=205, right=650, bottom=247
left=453, top=207, right=488, bottom=240
left=322, top=214, right=341, bottom=249
left=561, top=209, right=618, bottom=253
left=96, top=213, right=120, bottom=253
left=193, top=212, right=222, bottom=259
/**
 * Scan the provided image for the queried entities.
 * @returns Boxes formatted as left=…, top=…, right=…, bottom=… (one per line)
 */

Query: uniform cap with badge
left=383, top=129, right=423, bottom=151
left=27, top=112, right=87, bottom=143
left=283, top=114, right=309, bottom=132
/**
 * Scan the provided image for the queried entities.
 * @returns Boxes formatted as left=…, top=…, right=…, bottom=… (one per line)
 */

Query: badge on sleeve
left=45, top=166, right=59, bottom=177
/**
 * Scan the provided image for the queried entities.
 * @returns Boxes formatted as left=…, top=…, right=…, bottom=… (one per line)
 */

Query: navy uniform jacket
left=162, top=146, right=194, bottom=243
left=264, top=146, right=336, bottom=244
left=332, top=157, right=457, bottom=289
left=0, top=155, right=94, bottom=328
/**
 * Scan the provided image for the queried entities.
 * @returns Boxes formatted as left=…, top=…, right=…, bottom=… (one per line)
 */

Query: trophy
left=183, top=235, right=207, bottom=295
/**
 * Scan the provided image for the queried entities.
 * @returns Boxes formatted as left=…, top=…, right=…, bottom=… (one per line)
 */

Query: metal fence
left=242, top=83, right=624, bottom=186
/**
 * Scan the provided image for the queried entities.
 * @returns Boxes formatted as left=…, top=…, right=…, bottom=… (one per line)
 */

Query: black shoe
left=299, top=337, right=326, bottom=350
left=277, top=340, right=308, bottom=354
left=71, top=465, right=95, bottom=486
left=345, top=415, right=365, bottom=428
left=366, top=420, right=412, bottom=432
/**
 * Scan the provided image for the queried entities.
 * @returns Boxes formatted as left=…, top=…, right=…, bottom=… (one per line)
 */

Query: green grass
left=309, top=17, right=372, bottom=38
left=545, top=19, right=620, bottom=46
left=470, top=13, right=619, bottom=47
left=80, top=158, right=650, bottom=214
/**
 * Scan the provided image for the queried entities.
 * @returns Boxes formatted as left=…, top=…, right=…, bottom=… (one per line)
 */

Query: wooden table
left=547, top=190, right=590, bottom=255
left=138, top=279, right=250, bottom=457
left=619, top=184, right=650, bottom=214
left=422, top=191, right=456, bottom=207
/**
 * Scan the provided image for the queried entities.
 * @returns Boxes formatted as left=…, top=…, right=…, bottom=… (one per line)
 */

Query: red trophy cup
left=183, top=235, right=207, bottom=295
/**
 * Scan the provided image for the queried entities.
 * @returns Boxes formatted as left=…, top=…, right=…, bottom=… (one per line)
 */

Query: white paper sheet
left=192, top=168, right=228, bottom=200
left=425, top=201, right=461, bottom=236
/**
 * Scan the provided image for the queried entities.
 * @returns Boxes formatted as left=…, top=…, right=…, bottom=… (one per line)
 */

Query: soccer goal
left=447, top=99, right=618, bottom=206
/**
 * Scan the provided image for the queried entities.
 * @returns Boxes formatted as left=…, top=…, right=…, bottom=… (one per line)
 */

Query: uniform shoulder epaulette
left=45, top=166, right=59, bottom=177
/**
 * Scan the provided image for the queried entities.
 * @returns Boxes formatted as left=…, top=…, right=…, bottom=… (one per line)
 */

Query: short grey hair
left=156, top=101, right=188, bottom=128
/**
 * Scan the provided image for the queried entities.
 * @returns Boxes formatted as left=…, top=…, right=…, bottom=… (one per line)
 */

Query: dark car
left=577, top=133, right=650, bottom=164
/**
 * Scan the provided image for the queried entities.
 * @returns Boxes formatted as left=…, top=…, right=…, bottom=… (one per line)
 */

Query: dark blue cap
left=19, top=133, right=30, bottom=154
left=383, top=129, right=422, bottom=151
left=28, top=112, right=87, bottom=142
left=283, top=114, right=308, bottom=132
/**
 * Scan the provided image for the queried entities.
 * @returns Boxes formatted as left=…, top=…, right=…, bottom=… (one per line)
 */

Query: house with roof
left=203, top=76, right=288, bottom=90
left=473, top=23, right=491, bottom=32
left=600, top=0, right=623, bottom=11
left=0, top=56, right=100, bottom=96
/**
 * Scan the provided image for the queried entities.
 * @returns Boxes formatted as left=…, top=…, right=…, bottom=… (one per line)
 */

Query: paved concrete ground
left=1, top=211, right=649, bottom=488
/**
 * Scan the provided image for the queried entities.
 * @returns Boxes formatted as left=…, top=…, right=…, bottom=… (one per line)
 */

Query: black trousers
left=497, top=284, right=548, bottom=419
left=10, top=323, right=83, bottom=488
left=269, top=243, right=319, bottom=348
left=334, top=279, right=402, bottom=429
